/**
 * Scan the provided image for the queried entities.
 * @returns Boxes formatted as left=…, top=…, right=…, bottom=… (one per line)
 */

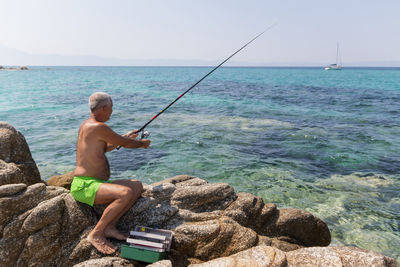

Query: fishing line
left=117, top=23, right=277, bottom=150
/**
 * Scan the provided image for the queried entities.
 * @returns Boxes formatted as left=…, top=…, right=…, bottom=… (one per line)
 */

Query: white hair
left=89, top=92, right=112, bottom=111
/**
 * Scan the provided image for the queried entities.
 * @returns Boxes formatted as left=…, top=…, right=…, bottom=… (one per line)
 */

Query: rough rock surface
left=188, top=245, right=398, bottom=267
left=108, top=176, right=330, bottom=261
left=0, top=183, right=97, bottom=267
left=285, top=246, right=398, bottom=267
left=0, top=122, right=42, bottom=186
left=189, top=245, right=287, bottom=267
left=0, top=175, right=332, bottom=266
left=0, top=177, right=397, bottom=267
left=74, top=257, right=135, bottom=267
left=48, top=171, right=75, bottom=190
left=147, top=260, right=173, bottom=267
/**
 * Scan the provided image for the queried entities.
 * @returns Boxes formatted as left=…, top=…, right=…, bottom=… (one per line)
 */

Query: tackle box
left=121, top=226, right=173, bottom=263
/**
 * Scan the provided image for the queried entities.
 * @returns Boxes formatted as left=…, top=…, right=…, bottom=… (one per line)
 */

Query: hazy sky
left=1, top=0, right=400, bottom=65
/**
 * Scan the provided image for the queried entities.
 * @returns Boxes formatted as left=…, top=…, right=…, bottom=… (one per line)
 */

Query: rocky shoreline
left=0, top=65, right=28, bottom=71
left=0, top=122, right=398, bottom=266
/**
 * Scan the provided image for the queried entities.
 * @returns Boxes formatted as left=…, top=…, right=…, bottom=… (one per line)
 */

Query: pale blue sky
left=1, top=0, right=399, bottom=65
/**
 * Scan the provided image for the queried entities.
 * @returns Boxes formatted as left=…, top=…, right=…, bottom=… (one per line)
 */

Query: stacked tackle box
left=121, top=226, right=173, bottom=263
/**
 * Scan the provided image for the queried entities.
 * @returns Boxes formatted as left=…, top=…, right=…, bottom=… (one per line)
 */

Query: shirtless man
left=71, top=92, right=151, bottom=254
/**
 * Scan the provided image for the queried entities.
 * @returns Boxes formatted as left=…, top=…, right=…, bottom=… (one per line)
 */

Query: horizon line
left=2, top=65, right=400, bottom=68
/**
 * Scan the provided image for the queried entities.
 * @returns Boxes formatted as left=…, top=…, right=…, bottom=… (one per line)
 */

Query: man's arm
left=97, top=124, right=150, bottom=151
left=105, top=130, right=137, bottom=152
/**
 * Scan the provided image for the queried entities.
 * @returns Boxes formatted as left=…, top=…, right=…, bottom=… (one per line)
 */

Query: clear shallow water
left=1, top=66, right=399, bottom=261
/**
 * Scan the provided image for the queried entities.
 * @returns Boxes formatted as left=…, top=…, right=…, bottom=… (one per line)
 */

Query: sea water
left=1, top=66, right=399, bottom=261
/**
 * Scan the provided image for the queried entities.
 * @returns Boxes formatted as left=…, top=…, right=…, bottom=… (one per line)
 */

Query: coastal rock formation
left=0, top=122, right=42, bottom=186
left=111, top=175, right=330, bottom=263
left=0, top=179, right=396, bottom=266
left=0, top=66, right=28, bottom=70
left=4, top=175, right=393, bottom=267
left=0, top=183, right=97, bottom=266
left=0, top=122, right=397, bottom=266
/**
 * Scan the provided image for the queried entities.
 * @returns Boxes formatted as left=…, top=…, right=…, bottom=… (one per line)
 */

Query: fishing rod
left=117, top=24, right=276, bottom=150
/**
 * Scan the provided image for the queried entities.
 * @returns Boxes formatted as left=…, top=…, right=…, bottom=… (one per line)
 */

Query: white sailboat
left=325, top=42, right=342, bottom=70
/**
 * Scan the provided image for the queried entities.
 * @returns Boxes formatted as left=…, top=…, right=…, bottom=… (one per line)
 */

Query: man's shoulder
left=81, top=119, right=111, bottom=133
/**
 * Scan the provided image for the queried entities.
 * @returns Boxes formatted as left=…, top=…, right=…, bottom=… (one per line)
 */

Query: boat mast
left=336, top=42, right=342, bottom=67
left=336, top=42, right=339, bottom=65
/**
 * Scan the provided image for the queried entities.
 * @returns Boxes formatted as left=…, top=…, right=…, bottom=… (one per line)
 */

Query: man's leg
left=87, top=182, right=136, bottom=254
left=103, top=179, right=143, bottom=240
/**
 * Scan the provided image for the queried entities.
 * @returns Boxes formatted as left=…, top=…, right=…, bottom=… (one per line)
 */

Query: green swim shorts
left=70, top=176, right=113, bottom=206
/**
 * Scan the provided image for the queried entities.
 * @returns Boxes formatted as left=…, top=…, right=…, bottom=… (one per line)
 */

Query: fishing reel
left=140, top=130, right=150, bottom=139
left=116, top=130, right=150, bottom=150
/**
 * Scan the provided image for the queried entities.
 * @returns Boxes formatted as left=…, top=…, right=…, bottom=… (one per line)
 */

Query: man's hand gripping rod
left=117, top=24, right=276, bottom=150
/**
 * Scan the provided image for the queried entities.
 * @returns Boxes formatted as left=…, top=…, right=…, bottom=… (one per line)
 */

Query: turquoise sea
left=1, top=66, right=399, bottom=261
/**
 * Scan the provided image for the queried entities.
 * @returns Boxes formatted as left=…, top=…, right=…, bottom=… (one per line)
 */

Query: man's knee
left=119, top=186, right=134, bottom=201
left=131, top=180, right=143, bottom=196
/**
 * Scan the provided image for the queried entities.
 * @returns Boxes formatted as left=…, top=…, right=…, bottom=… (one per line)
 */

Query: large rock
left=48, top=171, right=75, bottom=190
left=0, top=183, right=97, bottom=267
left=285, top=246, right=398, bottom=267
left=189, top=245, right=287, bottom=267
left=0, top=122, right=42, bottom=186
left=73, top=257, right=134, bottom=267
left=188, top=245, right=397, bottom=267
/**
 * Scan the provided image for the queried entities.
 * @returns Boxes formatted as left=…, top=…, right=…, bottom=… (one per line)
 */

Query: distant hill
left=1, top=44, right=399, bottom=67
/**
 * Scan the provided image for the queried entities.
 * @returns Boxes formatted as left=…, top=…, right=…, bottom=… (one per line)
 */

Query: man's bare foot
left=105, top=226, right=129, bottom=240
left=87, top=230, right=117, bottom=255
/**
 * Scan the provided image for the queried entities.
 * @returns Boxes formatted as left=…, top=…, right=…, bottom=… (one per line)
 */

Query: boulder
left=188, top=245, right=287, bottom=267
left=0, top=183, right=27, bottom=197
left=187, top=245, right=397, bottom=267
left=147, top=260, right=173, bottom=267
left=73, top=257, right=135, bottom=267
left=48, top=171, right=75, bottom=190
left=0, top=122, right=42, bottom=186
left=0, top=183, right=97, bottom=267
left=285, top=246, right=398, bottom=267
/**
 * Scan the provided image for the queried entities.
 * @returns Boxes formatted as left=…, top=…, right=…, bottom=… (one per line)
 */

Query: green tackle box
left=121, top=226, right=173, bottom=263
left=121, top=244, right=166, bottom=263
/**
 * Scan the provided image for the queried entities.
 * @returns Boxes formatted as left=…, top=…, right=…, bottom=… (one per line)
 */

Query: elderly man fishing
left=71, top=92, right=151, bottom=254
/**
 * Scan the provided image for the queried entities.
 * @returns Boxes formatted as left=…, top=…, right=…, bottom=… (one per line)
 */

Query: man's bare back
left=74, top=118, right=111, bottom=180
